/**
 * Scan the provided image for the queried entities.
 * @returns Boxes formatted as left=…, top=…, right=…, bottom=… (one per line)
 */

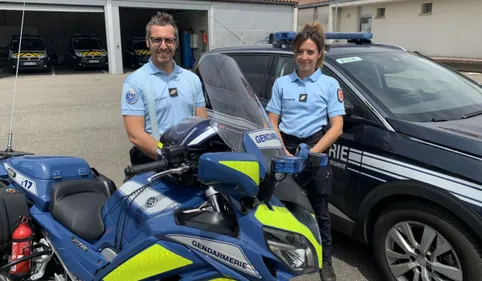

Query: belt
left=280, top=129, right=325, bottom=148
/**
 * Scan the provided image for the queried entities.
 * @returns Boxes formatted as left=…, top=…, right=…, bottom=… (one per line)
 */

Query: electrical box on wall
left=190, top=34, right=199, bottom=49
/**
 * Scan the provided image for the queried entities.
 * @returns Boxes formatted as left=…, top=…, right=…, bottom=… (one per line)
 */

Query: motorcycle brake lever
left=147, top=164, right=190, bottom=183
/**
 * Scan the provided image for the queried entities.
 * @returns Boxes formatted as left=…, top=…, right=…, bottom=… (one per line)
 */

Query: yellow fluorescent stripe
left=102, top=244, right=192, bottom=281
left=219, top=160, right=259, bottom=185
left=255, top=204, right=323, bottom=268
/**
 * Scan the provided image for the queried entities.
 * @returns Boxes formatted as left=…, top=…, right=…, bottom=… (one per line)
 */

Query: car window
left=275, top=56, right=297, bottom=78
left=331, top=52, right=482, bottom=122
left=322, top=66, right=377, bottom=122
left=228, top=54, right=271, bottom=99
left=265, top=55, right=297, bottom=101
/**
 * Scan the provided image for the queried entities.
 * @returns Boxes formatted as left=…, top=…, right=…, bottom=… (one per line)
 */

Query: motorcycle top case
left=2, top=156, right=94, bottom=211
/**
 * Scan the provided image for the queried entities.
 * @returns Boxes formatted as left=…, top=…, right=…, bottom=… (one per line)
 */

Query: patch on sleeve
left=337, top=88, right=344, bottom=103
left=125, top=88, right=138, bottom=104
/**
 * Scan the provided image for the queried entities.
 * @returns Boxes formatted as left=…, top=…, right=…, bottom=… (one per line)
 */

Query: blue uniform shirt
left=121, top=59, right=206, bottom=136
left=266, top=68, right=345, bottom=138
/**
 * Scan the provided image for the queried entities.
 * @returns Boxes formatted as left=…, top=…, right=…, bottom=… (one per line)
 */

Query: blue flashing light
left=269, top=31, right=296, bottom=48
left=275, top=31, right=296, bottom=42
left=271, top=156, right=305, bottom=174
left=325, top=32, right=373, bottom=41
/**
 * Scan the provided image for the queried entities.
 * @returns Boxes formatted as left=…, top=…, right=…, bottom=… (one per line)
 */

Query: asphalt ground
left=0, top=68, right=480, bottom=281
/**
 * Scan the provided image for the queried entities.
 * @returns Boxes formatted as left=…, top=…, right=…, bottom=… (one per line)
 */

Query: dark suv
left=193, top=32, right=482, bottom=281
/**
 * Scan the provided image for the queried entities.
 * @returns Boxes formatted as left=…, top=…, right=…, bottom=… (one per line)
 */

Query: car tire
left=372, top=200, right=482, bottom=281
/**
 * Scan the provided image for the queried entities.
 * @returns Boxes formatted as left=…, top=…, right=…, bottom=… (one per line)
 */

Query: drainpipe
left=293, top=5, right=298, bottom=31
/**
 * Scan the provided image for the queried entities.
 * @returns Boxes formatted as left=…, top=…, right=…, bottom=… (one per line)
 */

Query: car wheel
left=372, top=200, right=482, bottom=281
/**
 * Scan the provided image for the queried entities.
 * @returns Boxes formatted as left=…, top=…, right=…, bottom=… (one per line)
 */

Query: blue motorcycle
left=0, top=53, right=324, bottom=281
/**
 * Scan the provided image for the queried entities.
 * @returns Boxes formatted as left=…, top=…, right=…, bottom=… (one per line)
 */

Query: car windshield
left=10, top=38, right=45, bottom=51
left=73, top=38, right=103, bottom=50
left=196, top=53, right=279, bottom=153
left=331, top=51, right=482, bottom=122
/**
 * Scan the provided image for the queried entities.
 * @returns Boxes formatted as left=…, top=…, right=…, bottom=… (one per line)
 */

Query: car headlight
left=263, top=227, right=317, bottom=273
left=40, top=52, right=48, bottom=59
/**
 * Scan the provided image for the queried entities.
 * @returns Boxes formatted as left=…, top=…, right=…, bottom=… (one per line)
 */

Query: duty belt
left=280, top=128, right=325, bottom=147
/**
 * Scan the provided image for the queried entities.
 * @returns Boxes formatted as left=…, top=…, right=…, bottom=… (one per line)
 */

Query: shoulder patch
left=337, top=88, right=344, bottom=103
left=126, top=88, right=138, bottom=104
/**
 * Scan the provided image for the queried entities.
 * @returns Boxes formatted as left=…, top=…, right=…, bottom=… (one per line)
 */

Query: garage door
left=0, top=2, right=108, bottom=76
left=0, top=3, right=103, bottom=13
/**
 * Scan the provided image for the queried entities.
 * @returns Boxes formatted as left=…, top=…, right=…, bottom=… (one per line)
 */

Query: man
left=121, top=12, right=208, bottom=165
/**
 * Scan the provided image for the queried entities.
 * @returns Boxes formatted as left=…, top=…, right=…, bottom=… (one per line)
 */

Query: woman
left=265, top=22, right=345, bottom=281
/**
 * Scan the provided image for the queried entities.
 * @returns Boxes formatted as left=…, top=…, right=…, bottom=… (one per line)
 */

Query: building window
left=421, top=3, right=433, bottom=15
left=376, top=8, right=385, bottom=19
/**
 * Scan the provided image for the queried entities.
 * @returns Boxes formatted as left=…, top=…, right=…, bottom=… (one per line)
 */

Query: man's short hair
left=146, top=11, right=179, bottom=42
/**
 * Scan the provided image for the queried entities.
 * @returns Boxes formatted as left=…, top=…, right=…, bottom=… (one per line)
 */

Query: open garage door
left=0, top=3, right=107, bottom=78
left=119, top=7, right=209, bottom=72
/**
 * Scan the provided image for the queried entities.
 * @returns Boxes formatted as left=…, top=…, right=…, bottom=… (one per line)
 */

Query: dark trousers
left=129, top=146, right=155, bottom=166
left=281, top=130, right=334, bottom=265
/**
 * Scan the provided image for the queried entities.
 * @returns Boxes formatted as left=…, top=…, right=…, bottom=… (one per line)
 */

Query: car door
left=226, top=53, right=275, bottom=107
left=318, top=65, right=367, bottom=232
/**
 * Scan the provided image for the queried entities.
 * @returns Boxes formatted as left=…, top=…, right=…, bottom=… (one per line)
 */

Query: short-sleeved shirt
left=266, top=68, right=345, bottom=138
left=121, top=59, right=206, bottom=136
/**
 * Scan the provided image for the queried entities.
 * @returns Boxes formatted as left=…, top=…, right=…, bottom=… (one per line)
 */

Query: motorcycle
left=0, top=53, right=326, bottom=281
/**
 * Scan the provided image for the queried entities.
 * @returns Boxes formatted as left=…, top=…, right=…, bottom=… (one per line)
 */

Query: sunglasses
left=149, top=37, right=176, bottom=46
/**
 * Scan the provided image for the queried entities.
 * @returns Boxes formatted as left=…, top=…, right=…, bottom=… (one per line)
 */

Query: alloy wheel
left=384, top=221, right=463, bottom=281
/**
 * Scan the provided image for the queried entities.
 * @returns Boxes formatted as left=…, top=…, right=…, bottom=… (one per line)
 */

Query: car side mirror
left=344, top=100, right=354, bottom=117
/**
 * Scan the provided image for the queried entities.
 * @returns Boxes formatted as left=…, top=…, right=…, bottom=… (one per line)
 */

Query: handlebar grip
left=124, top=159, right=168, bottom=177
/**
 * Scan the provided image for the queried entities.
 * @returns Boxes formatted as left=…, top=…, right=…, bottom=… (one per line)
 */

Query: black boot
left=320, top=263, right=336, bottom=281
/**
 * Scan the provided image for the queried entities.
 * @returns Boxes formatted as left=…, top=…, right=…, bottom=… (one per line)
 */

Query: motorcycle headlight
left=263, top=227, right=317, bottom=273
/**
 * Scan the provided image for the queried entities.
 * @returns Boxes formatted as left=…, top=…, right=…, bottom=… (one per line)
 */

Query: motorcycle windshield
left=197, top=53, right=282, bottom=154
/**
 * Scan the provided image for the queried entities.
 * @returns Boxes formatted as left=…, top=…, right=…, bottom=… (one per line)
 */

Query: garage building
left=1, top=0, right=297, bottom=74
left=297, top=0, right=482, bottom=71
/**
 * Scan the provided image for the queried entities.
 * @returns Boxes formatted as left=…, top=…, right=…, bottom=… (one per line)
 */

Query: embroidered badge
left=337, top=88, right=344, bottom=103
left=169, top=88, right=178, bottom=97
left=126, top=89, right=138, bottom=104
left=299, top=93, right=308, bottom=102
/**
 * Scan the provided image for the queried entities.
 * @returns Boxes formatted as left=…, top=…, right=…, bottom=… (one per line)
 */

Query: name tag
left=169, top=88, right=178, bottom=97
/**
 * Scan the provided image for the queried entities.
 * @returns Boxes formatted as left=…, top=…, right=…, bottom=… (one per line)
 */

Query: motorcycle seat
left=49, top=179, right=108, bottom=241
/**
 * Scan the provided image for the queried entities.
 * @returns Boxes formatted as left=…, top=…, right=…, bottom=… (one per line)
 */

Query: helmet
left=157, top=116, right=219, bottom=160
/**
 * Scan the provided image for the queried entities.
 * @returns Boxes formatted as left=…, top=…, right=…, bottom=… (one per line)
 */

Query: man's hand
left=124, top=116, right=158, bottom=160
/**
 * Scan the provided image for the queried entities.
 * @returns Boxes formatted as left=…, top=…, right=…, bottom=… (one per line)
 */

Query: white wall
left=212, top=2, right=294, bottom=48
left=337, top=0, right=482, bottom=59
left=297, top=5, right=330, bottom=32
left=339, top=6, right=359, bottom=32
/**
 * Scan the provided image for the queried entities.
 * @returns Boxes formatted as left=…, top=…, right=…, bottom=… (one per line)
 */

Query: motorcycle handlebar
left=124, top=159, right=168, bottom=178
